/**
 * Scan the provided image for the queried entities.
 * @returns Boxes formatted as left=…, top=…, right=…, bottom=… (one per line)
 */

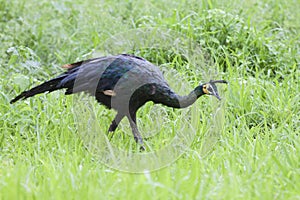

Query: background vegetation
left=0, top=0, right=299, bottom=199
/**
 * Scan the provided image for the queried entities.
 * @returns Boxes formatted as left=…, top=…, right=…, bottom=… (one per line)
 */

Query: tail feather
left=10, top=76, right=67, bottom=104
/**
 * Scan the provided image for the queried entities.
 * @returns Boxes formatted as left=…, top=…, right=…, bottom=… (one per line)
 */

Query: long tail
left=10, top=75, right=67, bottom=104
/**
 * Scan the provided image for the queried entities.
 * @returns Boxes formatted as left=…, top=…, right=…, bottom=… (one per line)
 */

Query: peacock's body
left=11, top=54, right=227, bottom=150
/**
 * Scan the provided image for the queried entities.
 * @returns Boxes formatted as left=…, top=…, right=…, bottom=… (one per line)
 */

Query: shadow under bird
left=10, top=54, right=227, bottom=150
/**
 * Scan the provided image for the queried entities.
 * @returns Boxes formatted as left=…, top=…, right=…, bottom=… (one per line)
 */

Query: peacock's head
left=202, top=80, right=227, bottom=100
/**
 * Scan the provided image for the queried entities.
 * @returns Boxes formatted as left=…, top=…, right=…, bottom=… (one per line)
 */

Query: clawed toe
left=139, top=145, right=146, bottom=151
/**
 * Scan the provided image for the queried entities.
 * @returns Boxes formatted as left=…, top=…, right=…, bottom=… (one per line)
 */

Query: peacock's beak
left=208, top=79, right=227, bottom=100
left=211, top=90, right=221, bottom=100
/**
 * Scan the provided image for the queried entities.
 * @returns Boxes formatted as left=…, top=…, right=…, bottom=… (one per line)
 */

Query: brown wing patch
left=61, top=61, right=84, bottom=69
left=103, top=90, right=116, bottom=96
left=61, top=64, right=73, bottom=69
left=61, top=57, right=105, bottom=70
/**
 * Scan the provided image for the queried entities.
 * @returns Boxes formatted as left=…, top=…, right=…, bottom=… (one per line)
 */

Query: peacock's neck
left=152, top=85, right=204, bottom=109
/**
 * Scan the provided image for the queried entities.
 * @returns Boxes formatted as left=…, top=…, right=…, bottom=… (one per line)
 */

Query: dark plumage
left=10, top=54, right=227, bottom=150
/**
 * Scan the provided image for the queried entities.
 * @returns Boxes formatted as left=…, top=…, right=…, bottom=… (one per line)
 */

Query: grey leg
left=128, top=114, right=145, bottom=151
left=108, top=113, right=124, bottom=132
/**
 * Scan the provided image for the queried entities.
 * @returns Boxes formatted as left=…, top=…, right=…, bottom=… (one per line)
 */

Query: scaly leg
left=108, top=113, right=124, bottom=132
left=128, top=114, right=145, bottom=151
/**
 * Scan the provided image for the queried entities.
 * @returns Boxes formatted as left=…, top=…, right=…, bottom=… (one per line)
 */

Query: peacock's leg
left=128, top=114, right=145, bottom=151
left=108, top=113, right=124, bottom=132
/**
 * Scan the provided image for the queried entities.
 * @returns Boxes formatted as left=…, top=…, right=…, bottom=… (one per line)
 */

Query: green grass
left=1, top=0, right=300, bottom=199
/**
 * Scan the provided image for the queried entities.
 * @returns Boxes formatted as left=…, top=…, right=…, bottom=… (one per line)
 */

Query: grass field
left=1, top=0, right=300, bottom=199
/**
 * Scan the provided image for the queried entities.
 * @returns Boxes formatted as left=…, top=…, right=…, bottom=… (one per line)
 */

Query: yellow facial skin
left=202, top=84, right=210, bottom=94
